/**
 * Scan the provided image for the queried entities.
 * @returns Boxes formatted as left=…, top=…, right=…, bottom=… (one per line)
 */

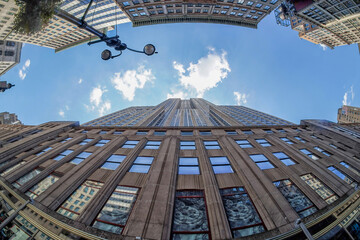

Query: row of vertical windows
left=84, top=129, right=300, bottom=136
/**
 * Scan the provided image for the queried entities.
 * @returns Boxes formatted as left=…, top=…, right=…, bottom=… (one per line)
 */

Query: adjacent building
left=0, top=40, right=22, bottom=76
left=0, top=98, right=359, bottom=240
left=114, top=0, right=281, bottom=28
left=0, top=112, right=21, bottom=125
left=0, top=0, right=130, bottom=52
left=338, top=105, right=360, bottom=123
left=276, top=0, right=360, bottom=48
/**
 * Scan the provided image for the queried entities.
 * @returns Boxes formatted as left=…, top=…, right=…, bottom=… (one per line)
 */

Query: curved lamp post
left=100, top=41, right=157, bottom=60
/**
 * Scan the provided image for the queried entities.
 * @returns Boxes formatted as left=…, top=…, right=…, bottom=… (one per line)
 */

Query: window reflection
left=93, top=186, right=138, bottom=234
left=57, top=180, right=104, bottom=220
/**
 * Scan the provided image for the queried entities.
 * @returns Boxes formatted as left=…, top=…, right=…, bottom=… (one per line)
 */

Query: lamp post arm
left=55, top=9, right=106, bottom=39
left=126, top=47, right=145, bottom=54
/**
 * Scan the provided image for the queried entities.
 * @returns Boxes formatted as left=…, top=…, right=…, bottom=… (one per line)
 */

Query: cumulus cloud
left=86, top=86, right=111, bottom=116
left=234, top=92, right=248, bottom=105
left=342, top=86, right=355, bottom=106
left=168, top=49, right=230, bottom=98
left=111, top=65, right=155, bottom=101
left=58, top=105, right=69, bottom=118
left=78, top=78, right=83, bottom=84
left=319, top=44, right=327, bottom=51
left=19, top=59, right=31, bottom=80
left=167, top=91, right=187, bottom=99
left=59, top=110, right=65, bottom=118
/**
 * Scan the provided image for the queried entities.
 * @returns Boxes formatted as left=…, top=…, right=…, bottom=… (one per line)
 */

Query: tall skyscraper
left=83, top=98, right=293, bottom=127
left=115, top=0, right=281, bottom=28
left=338, top=105, right=360, bottom=123
left=0, top=40, right=22, bottom=76
left=0, top=99, right=359, bottom=240
left=275, top=0, right=360, bottom=48
left=0, top=0, right=130, bottom=52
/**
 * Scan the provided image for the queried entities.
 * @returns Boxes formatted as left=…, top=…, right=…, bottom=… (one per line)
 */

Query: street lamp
left=99, top=41, right=157, bottom=60
left=55, top=2, right=157, bottom=61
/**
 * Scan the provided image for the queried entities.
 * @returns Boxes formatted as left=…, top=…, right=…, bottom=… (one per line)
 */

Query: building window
left=122, top=140, right=139, bottom=148
left=60, top=137, right=72, bottom=143
left=136, top=131, right=148, bottom=135
left=242, top=130, right=253, bottom=135
left=255, top=139, right=272, bottom=147
left=144, top=141, right=161, bottom=149
left=178, top=157, right=200, bottom=174
left=70, top=152, right=92, bottom=165
left=273, top=152, right=296, bottom=166
left=113, top=131, right=123, bottom=135
left=226, top=130, right=237, bottom=135
left=53, top=149, right=73, bottom=160
left=79, top=138, right=93, bottom=145
left=220, top=187, right=265, bottom=238
left=274, top=180, right=317, bottom=218
left=249, top=154, right=275, bottom=170
left=199, top=131, right=211, bottom=135
left=327, top=166, right=357, bottom=188
left=95, top=139, right=110, bottom=147
left=26, top=174, right=59, bottom=199
left=236, top=139, right=253, bottom=148
left=181, top=131, right=193, bottom=136
left=264, top=129, right=273, bottom=133
left=172, top=191, right=209, bottom=239
left=301, top=174, right=338, bottom=204
left=280, top=137, right=294, bottom=144
left=277, top=129, right=286, bottom=133
left=313, top=146, right=332, bottom=156
left=57, top=180, right=104, bottom=220
left=180, top=141, right=196, bottom=150
left=340, top=162, right=360, bottom=176
left=99, top=131, right=108, bottom=134
left=4, top=51, right=14, bottom=56
left=294, top=136, right=307, bottom=143
left=101, top=155, right=126, bottom=170
left=204, top=140, right=221, bottom=149
left=36, top=147, right=52, bottom=156
left=129, top=156, right=154, bottom=173
left=93, top=186, right=138, bottom=234
left=154, top=131, right=166, bottom=136
left=300, top=149, right=319, bottom=160
left=12, top=169, right=42, bottom=189
left=210, top=157, right=234, bottom=174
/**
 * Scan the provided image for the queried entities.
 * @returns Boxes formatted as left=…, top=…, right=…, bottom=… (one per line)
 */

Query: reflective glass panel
left=26, top=174, right=59, bottom=199
left=220, top=187, right=265, bottom=238
left=93, top=186, right=138, bottom=234
left=57, top=180, right=104, bottom=220
left=274, top=180, right=317, bottom=218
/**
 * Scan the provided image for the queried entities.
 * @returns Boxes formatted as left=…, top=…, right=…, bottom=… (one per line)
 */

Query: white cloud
left=86, top=86, right=112, bottom=116
left=234, top=92, right=248, bottom=105
left=58, top=110, right=65, bottom=118
left=342, top=86, right=355, bottom=106
left=18, top=59, right=31, bottom=80
left=167, top=91, right=187, bottom=99
left=65, top=105, right=69, bottom=111
left=319, top=44, right=327, bottom=51
left=111, top=65, right=155, bottom=101
left=169, top=49, right=231, bottom=98
left=78, top=78, right=83, bottom=84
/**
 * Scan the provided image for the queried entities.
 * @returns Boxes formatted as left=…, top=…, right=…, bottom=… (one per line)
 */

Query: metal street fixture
left=55, top=0, right=157, bottom=60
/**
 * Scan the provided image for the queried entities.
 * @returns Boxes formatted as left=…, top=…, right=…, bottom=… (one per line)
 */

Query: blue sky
left=1, top=12, right=359, bottom=125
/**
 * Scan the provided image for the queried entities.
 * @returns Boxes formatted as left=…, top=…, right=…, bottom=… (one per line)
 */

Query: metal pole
left=295, top=219, right=314, bottom=240
left=55, top=9, right=106, bottom=39
left=80, top=0, right=95, bottom=24
left=0, top=200, right=31, bottom=230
